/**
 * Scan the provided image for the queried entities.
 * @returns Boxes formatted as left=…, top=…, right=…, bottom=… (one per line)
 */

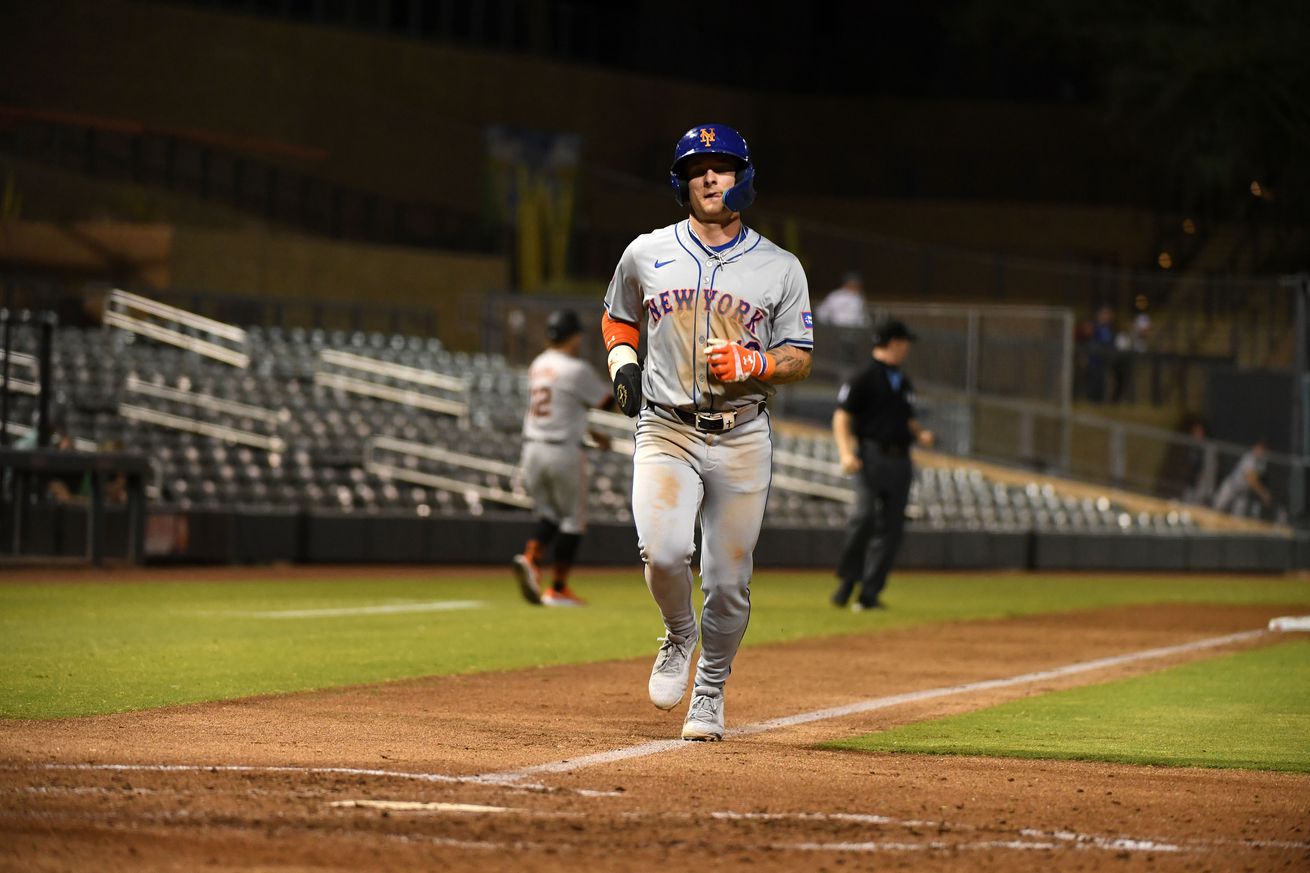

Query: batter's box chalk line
left=319, top=803, right=1308, bottom=855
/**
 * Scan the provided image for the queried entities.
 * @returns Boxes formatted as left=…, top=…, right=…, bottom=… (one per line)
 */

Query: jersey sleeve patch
left=802, top=310, right=813, bottom=329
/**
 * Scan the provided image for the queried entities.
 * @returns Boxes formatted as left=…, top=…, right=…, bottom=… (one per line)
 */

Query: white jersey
left=603, top=221, right=813, bottom=411
left=522, top=348, right=610, bottom=444
left=1213, top=449, right=1267, bottom=512
left=816, top=287, right=870, bottom=328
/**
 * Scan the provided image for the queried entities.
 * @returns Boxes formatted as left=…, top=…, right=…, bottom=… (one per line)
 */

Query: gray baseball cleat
left=648, top=630, right=698, bottom=710
left=681, top=685, right=724, bottom=741
left=511, top=554, right=542, bottom=605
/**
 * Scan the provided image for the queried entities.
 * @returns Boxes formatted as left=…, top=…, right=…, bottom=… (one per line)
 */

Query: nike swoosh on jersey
left=654, top=258, right=676, bottom=268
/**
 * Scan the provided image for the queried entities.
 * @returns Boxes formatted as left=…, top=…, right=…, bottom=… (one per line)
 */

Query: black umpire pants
left=833, top=442, right=912, bottom=606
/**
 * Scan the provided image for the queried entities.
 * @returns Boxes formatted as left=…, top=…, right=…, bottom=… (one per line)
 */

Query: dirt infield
left=2, top=602, right=1307, bottom=871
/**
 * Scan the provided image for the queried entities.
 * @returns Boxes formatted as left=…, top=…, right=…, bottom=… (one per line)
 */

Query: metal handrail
left=106, top=290, right=250, bottom=368
left=587, top=408, right=637, bottom=431
left=125, top=375, right=285, bottom=426
left=119, top=403, right=285, bottom=452
left=3, top=419, right=99, bottom=452
left=364, top=460, right=533, bottom=510
left=366, top=435, right=519, bottom=478
left=774, top=449, right=843, bottom=476
left=0, top=349, right=39, bottom=395
left=109, top=289, right=247, bottom=342
left=313, top=371, right=469, bottom=417
left=930, top=385, right=1308, bottom=468
left=770, top=472, right=855, bottom=504
left=363, top=436, right=530, bottom=510
left=319, top=349, right=468, bottom=392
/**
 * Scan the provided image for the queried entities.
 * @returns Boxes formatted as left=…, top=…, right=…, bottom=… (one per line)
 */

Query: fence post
left=965, top=308, right=979, bottom=399
left=1018, top=408, right=1035, bottom=463
left=0, top=298, right=10, bottom=447
left=1109, top=424, right=1126, bottom=484
left=1059, top=308, right=1074, bottom=472
left=36, top=313, right=55, bottom=446
left=1291, top=273, right=1310, bottom=519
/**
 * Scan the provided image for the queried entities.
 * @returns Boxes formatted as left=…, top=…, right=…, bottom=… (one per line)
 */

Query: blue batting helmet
left=669, top=123, right=756, bottom=212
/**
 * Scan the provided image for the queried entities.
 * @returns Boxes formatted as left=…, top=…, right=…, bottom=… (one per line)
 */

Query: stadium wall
left=0, top=215, right=507, bottom=348
left=170, top=225, right=507, bottom=346
left=7, top=506, right=1303, bottom=572
left=0, top=0, right=1152, bottom=260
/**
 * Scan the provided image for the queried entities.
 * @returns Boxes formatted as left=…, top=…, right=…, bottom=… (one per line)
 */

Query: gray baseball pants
left=631, top=407, right=772, bottom=690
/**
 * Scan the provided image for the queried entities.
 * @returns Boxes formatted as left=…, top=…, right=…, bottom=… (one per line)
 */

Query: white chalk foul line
left=479, top=628, right=1267, bottom=783
left=322, top=804, right=1303, bottom=855
left=29, top=763, right=536, bottom=791
left=231, top=600, right=486, bottom=619
left=330, top=800, right=515, bottom=813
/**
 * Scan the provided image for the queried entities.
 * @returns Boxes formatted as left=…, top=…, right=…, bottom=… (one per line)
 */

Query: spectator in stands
left=1130, top=295, right=1152, bottom=353
left=1085, top=304, right=1116, bottom=402
left=1181, top=419, right=1217, bottom=505
left=78, top=440, right=129, bottom=506
left=6, top=407, right=79, bottom=503
left=816, top=272, right=870, bottom=372
left=1212, top=439, right=1273, bottom=517
left=1109, top=296, right=1152, bottom=404
left=816, top=272, right=870, bottom=329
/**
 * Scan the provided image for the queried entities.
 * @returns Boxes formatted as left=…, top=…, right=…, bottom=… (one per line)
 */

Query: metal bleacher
left=0, top=293, right=1207, bottom=541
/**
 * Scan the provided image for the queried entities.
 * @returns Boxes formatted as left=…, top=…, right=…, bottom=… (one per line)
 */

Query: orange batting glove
left=705, top=339, right=773, bottom=383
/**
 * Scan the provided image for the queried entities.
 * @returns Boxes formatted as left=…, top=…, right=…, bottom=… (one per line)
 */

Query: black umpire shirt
left=837, top=360, right=917, bottom=448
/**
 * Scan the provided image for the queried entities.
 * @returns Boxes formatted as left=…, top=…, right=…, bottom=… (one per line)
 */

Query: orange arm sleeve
left=602, top=311, right=640, bottom=351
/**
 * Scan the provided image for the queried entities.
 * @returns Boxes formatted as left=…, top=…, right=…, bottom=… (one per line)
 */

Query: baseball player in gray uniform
left=602, top=123, right=813, bottom=740
left=513, top=309, right=613, bottom=607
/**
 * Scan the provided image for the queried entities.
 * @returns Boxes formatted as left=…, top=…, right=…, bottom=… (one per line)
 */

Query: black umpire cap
left=545, top=308, right=583, bottom=342
left=872, top=319, right=917, bottom=347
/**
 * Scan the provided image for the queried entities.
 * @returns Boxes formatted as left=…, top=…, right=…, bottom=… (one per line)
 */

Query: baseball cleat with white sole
left=648, top=630, right=698, bottom=710
left=681, top=685, right=724, bottom=741
left=541, top=586, right=587, bottom=607
left=511, top=554, right=542, bottom=605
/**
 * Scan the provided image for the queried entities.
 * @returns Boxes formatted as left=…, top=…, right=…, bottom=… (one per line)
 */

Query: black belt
left=865, top=440, right=910, bottom=457
left=523, top=436, right=567, bottom=445
left=647, top=400, right=766, bottom=433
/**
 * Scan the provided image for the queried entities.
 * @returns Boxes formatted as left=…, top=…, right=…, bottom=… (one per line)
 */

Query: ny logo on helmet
left=699, top=128, right=716, bottom=147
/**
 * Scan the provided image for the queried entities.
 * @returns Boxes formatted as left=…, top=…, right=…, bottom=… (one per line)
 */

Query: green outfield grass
left=1, top=570, right=1307, bottom=719
left=827, top=639, right=1310, bottom=772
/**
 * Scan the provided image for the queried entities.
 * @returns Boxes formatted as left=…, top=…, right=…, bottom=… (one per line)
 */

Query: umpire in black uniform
left=831, top=320, right=934, bottom=610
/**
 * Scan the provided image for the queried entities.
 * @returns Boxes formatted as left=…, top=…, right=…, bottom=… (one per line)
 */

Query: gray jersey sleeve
left=604, top=239, right=645, bottom=325
left=769, top=256, right=814, bottom=351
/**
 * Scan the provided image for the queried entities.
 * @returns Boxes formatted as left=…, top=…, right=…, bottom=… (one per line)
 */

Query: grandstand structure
left=1, top=291, right=1300, bottom=570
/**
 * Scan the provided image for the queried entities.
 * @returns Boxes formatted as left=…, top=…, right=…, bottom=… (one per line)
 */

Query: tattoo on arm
left=769, top=346, right=813, bottom=384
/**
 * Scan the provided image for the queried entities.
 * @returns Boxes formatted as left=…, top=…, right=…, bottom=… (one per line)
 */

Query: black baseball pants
left=832, top=444, right=912, bottom=607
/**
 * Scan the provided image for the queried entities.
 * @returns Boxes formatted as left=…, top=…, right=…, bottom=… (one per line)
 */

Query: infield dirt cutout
left=2, top=600, right=1307, bottom=871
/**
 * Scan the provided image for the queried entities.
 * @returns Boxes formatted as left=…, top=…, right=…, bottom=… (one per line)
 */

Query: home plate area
left=4, top=756, right=1306, bottom=872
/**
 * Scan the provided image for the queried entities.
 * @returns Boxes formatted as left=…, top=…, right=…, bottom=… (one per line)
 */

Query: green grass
left=827, top=639, right=1310, bottom=772
left=1, top=570, right=1307, bottom=719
